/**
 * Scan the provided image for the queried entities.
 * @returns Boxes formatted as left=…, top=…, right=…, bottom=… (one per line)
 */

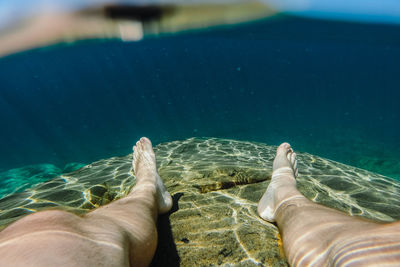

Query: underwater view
left=0, top=0, right=399, bottom=266
left=1, top=14, right=400, bottom=193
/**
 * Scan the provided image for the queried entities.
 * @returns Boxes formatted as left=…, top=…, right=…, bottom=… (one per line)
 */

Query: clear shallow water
left=0, top=15, right=399, bottom=196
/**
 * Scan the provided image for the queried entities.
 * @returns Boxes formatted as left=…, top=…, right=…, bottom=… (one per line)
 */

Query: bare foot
left=133, top=137, right=173, bottom=214
left=258, top=143, right=303, bottom=222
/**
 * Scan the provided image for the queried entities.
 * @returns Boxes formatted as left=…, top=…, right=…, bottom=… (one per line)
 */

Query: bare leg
left=0, top=137, right=172, bottom=267
left=258, top=143, right=400, bottom=266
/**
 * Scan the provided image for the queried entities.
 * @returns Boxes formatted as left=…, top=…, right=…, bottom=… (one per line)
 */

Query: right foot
left=257, top=143, right=302, bottom=222
left=133, top=137, right=173, bottom=214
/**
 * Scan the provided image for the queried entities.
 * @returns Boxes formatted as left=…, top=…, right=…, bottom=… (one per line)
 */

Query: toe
left=290, top=152, right=296, bottom=165
left=141, top=137, right=153, bottom=150
left=133, top=147, right=137, bottom=160
left=136, top=140, right=141, bottom=150
left=279, top=142, right=291, bottom=150
left=277, top=142, right=291, bottom=155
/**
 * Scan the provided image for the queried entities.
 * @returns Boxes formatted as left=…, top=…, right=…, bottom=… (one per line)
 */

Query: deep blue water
left=0, top=15, right=399, bottom=184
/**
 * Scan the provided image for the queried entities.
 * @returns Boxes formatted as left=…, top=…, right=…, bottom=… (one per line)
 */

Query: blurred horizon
left=2, top=0, right=400, bottom=31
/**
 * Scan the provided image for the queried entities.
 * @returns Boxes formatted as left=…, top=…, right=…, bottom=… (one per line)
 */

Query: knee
left=37, top=209, right=84, bottom=227
left=7, top=209, right=83, bottom=233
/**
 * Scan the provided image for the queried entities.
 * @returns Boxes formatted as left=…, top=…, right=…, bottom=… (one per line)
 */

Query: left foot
left=133, top=137, right=173, bottom=214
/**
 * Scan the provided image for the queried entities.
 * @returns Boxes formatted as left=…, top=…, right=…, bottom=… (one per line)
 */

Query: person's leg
left=258, top=143, right=400, bottom=266
left=0, top=137, right=172, bottom=267
left=85, top=136, right=172, bottom=265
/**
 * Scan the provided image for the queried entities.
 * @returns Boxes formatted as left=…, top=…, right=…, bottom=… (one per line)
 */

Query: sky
left=263, top=0, right=400, bottom=24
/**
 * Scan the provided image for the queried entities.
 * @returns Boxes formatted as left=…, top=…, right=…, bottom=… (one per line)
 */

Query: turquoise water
left=0, top=15, right=399, bottom=197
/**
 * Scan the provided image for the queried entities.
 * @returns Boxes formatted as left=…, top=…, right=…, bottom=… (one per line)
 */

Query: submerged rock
left=0, top=138, right=400, bottom=266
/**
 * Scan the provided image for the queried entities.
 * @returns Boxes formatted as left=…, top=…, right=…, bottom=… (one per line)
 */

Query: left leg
left=0, top=137, right=172, bottom=267
left=85, top=136, right=173, bottom=266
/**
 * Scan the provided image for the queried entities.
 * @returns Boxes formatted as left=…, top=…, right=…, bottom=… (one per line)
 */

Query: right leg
left=258, top=143, right=400, bottom=266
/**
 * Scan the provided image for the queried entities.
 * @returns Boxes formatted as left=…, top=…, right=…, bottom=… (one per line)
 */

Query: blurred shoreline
left=0, top=1, right=275, bottom=58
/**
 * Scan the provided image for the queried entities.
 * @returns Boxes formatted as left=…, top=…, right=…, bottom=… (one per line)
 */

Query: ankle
left=129, top=182, right=157, bottom=197
left=271, top=172, right=296, bottom=187
left=272, top=166, right=294, bottom=176
left=275, top=194, right=307, bottom=219
left=269, top=178, right=298, bottom=203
